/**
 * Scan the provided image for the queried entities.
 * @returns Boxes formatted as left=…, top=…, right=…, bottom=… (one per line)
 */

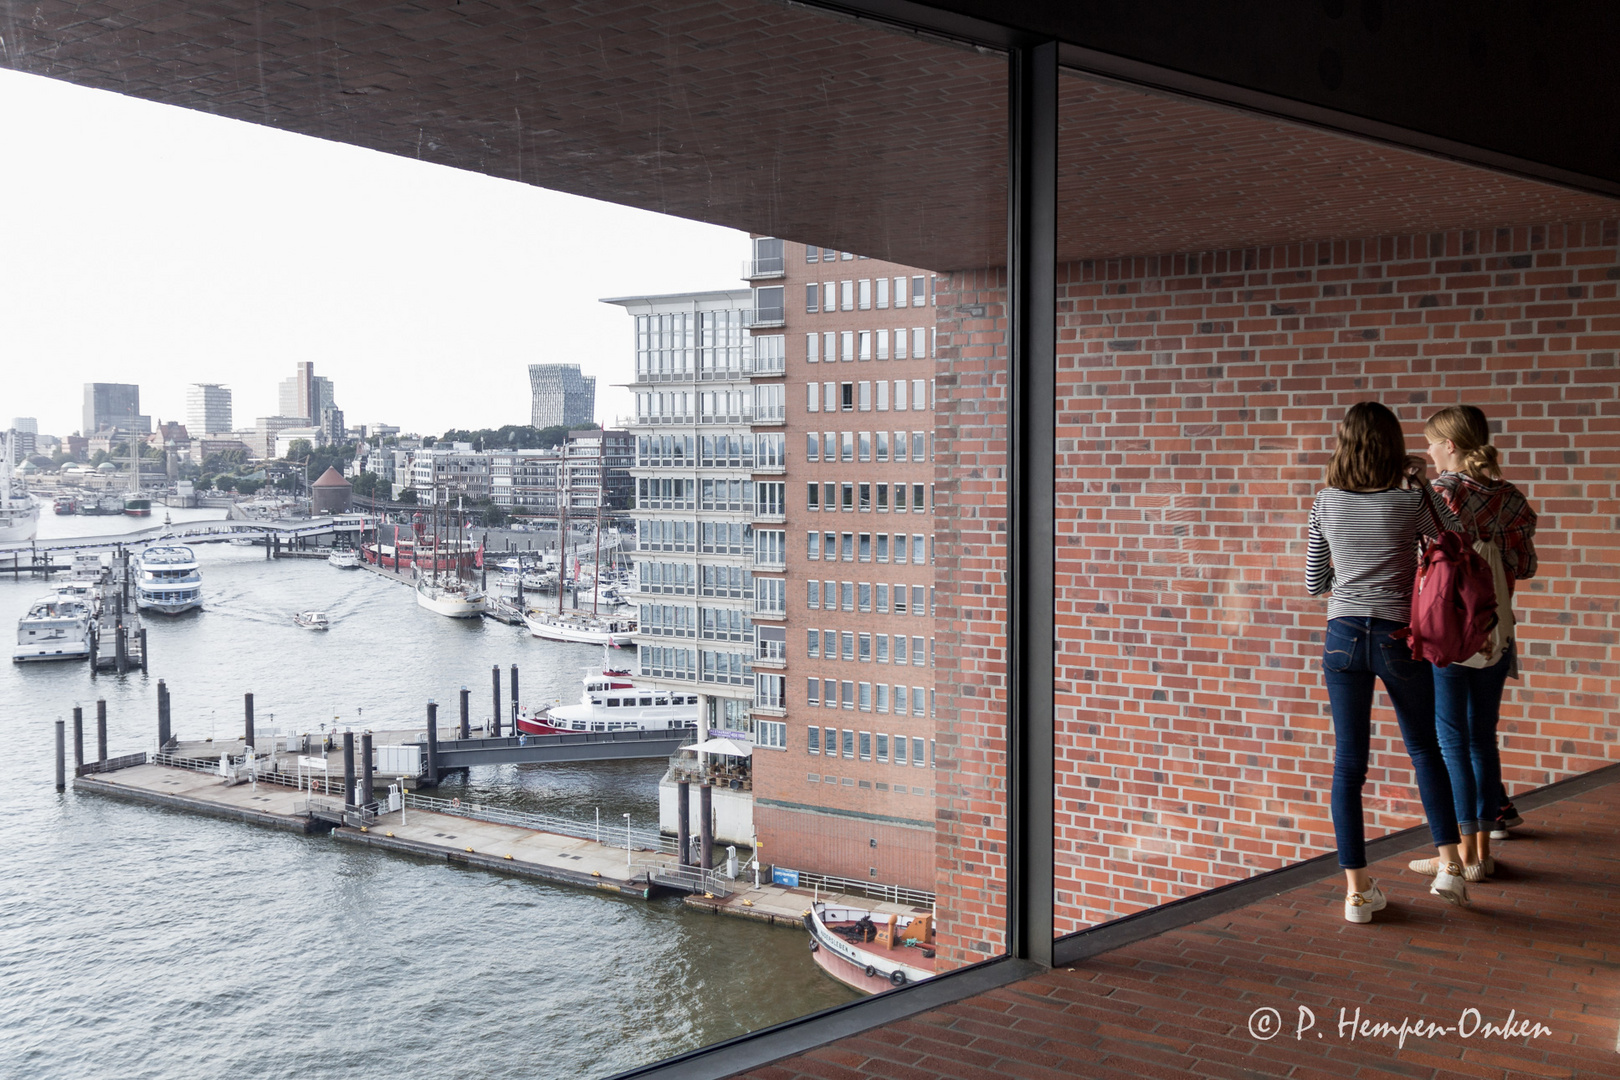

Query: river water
left=0, top=510, right=855, bottom=1079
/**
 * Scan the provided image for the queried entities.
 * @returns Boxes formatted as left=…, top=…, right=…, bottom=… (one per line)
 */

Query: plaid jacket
left=1432, top=472, right=1539, bottom=588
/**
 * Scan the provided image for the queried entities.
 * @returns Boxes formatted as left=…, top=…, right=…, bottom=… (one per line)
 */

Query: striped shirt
left=1306, top=486, right=1460, bottom=621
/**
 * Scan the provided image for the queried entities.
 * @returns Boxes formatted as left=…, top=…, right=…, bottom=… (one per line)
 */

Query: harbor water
left=0, top=511, right=856, bottom=1079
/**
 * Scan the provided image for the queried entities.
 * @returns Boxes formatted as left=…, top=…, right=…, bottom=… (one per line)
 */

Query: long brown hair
left=1326, top=402, right=1407, bottom=491
left=1424, top=405, right=1502, bottom=481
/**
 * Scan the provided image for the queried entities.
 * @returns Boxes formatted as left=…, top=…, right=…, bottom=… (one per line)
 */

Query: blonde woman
left=1306, top=402, right=1470, bottom=923
left=1410, top=405, right=1538, bottom=883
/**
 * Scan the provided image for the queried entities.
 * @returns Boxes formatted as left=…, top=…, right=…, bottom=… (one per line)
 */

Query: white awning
left=686, top=738, right=753, bottom=757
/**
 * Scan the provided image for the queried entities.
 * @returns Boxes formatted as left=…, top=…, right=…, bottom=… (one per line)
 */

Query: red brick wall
left=931, top=221, right=1620, bottom=956
left=754, top=803, right=933, bottom=888
left=1049, top=219, right=1620, bottom=934
left=932, top=266, right=1013, bottom=967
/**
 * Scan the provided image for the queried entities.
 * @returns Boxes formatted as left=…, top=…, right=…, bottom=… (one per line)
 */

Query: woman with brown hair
left=1306, top=402, right=1470, bottom=923
left=1409, top=405, right=1538, bottom=882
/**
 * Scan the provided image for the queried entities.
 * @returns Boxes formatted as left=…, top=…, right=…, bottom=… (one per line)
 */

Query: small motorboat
left=328, top=547, right=361, bottom=569
left=293, top=610, right=331, bottom=630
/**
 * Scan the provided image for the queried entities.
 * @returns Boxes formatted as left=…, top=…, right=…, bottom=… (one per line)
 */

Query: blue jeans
left=1434, top=647, right=1514, bottom=835
left=1322, top=617, right=1460, bottom=868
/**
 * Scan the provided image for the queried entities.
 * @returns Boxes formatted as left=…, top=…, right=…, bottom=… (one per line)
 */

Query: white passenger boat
left=13, top=592, right=93, bottom=663
left=135, top=545, right=203, bottom=614
left=523, top=610, right=637, bottom=647
left=327, top=547, right=361, bottom=569
left=293, top=610, right=331, bottom=630
left=416, top=580, right=487, bottom=618
left=516, top=675, right=699, bottom=735
left=805, top=903, right=937, bottom=994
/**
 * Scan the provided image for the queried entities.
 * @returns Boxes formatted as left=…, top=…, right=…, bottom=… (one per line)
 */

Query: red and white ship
left=516, top=672, right=700, bottom=736
left=805, top=903, right=937, bottom=994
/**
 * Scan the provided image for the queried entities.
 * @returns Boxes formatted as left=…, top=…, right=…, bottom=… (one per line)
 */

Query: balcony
left=741, top=257, right=785, bottom=280
left=751, top=406, right=786, bottom=427
left=750, top=353, right=785, bottom=376
left=751, top=460, right=786, bottom=476
left=632, top=413, right=695, bottom=426
left=741, top=306, right=785, bottom=329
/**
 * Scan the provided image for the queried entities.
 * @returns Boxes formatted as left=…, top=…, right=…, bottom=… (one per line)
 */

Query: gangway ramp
left=433, top=728, right=697, bottom=768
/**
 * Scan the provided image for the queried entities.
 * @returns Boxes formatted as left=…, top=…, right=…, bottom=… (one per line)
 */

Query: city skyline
left=0, top=67, right=746, bottom=440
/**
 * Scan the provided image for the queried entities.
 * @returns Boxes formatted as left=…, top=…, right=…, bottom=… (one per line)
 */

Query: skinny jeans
left=1322, top=616, right=1461, bottom=868
left=1433, top=646, right=1514, bottom=835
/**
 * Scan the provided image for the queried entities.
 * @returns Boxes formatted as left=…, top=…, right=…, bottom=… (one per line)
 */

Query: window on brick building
left=894, top=379, right=908, bottom=411
left=806, top=282, right=819, bottom=313
left=876, top=631, right=889, bottom=660
left=876, top=733, right=889, bottom=761
left=842, top=728, right=855, bottom=756
left=807, top=721, right=820, bottom=748
left=840, top=280, right=853, bottom=310
left=876, top=329, right=890, bottom=360
left=876, top=484, right=889, bottom=513
left=859, top=730, right=872, bottom=757
left=911, top=276, right=925, bottom=305
left=876, top=584, right=889, bottom=613
left=840, top=383, right=854, bottom=412
left=840, top=582, right=854, bottom=611
left=841, top=483, right=854, bottom=511
left=807, top=629, right=819, bottom=658
left=858, top=279, right=871, bottom=310
left=806, top=580, right=819, bottom=609
left=876, top=277, right=889, bottom=309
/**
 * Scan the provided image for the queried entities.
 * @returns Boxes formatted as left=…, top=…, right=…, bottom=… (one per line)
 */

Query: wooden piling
left=360, top=731, right=374, bottom=808
left=96, top=699, right=108, bottom=762
left=425, top=702, right=439, bottom=786
left=677, top=780, right=691, bottom=866
left=56, top=720, right=66, bottom=791
left=157, top=679, right=170, bottom=748
left=700, top=783, right=714, bottom=870
left=491, top=666, right=502, bottom=738
left=343, top=731, right=356, bottom=807
left=459, top=687, right=470, bottom=740
left=138, top=628, right=148, bottom=674
left=114, top=596, right=127, bottom=675
left=243, top=692, right=255, bottom=750
left=72, top=706, right=84, bottom=767
left=510, top=664, right=520, bottom=727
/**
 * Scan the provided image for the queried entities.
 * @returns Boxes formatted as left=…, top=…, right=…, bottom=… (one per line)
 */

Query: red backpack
left=1399, top=496, right=1498, bottom=666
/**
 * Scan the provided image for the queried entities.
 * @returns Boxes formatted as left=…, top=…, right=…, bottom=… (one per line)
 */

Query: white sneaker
left=1345, top=882, right=1387, bottom=924
left=1430, top=862, right=1470, bottom=906
left=1489, top=827, right=1512, bottom=841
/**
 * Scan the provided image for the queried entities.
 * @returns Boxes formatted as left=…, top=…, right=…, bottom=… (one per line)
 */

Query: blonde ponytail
left=1424, top=405, right=1502, bottom=481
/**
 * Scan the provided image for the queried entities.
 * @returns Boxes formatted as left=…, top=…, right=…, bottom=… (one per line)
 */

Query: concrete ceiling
left=3, top=1, right=1613, bottom=271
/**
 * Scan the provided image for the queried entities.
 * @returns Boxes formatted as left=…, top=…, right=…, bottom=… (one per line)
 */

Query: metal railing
left=75, top=752, right=147, bottom=776
left=741, top=257, right=785, bottom=279
left=647, top=863, right=733, bottom=898
left=404, top=793, right=678, bottom=855
left=150, top=751, right=347, bottom=795
left=778, top=868, right=936, bottom=909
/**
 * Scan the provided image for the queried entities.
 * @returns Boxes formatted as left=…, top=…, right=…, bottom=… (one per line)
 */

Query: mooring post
left=425, top=701, right=439, bottom=787
left=161, top=682, right=173, bottom=748
left=699, top=783, right=714, bottom=871
left=677, top=780, right=691, bottom=867
left=114, top=596, right=127, bottom=675
left=360, top=731, right=374, bottom=809
left=491, top=665, right=502, bottom=738
left=138, top=627, right=148, bottom=674
left=157, top=679, right=170, bottom=749
left=243, top=692, right=255, bottom=750
left=96, top=699, right=108, bottom=762
left=510, top=664, right=520, bottom=727
left=343, top=731, right=356, bottom=807
left=72, top=706, right=84, bottom=767
left=56, top=720, right=66, bottom=791
left=459, top=687, right=470, bottom=740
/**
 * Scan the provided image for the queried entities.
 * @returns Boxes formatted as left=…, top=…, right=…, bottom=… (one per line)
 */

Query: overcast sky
left=0, top=68, right=746, bottom=440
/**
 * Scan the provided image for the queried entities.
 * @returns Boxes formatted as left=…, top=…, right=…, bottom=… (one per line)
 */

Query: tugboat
left=805, top=904, right=937, bottom=994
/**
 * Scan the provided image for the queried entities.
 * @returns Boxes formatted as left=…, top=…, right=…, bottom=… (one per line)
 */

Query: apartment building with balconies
left=747, top=238, right=939, bottom=894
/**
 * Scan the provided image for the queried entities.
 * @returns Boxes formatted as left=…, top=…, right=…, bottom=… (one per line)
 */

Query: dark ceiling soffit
left=801, top=0, right=1620, bottom=201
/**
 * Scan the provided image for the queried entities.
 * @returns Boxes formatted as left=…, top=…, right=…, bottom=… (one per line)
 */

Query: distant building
left=410, top=443, right=492, bottom=503
left=186, top=384, right=233, bottom=435
left=319, top=406, right=345, bottom=447
left=276, top=363, right=337, bottom=438
left=10, top=418, right=38, bottom=457
left=528, top=364, right=596, bottom=429
left=274, top=427, right=323, bottom=459
left=83, top=383, right=150, bottom=436
left=311, top=467, right=353, bottom=514
left=253, top=416, right=308, bottom=459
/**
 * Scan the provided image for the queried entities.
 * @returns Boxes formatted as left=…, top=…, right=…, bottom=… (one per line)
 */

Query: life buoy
left=808, top=938, right=819, bottom=952
left=451, top=797, right=461, bottom=809
left=888, top=970, right=907, bottom=987
left=863, top=964, right=877, bottom=978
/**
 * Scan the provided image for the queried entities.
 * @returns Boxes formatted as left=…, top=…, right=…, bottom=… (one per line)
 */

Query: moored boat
left=13, top=592, right=93, bottom=663
left=516, top=674, right=698, bottom=735
left=124, top=496, right=152, bottom=517
left=53, top=496, right=79, bottom=515
left=327, top=547, right=361, bottom=569
left=523, top=610, right=637, bottom=647
left=416, top=580, right=487, bottom=618
left=135, top=545, right=203, bottom=614
left=0, top=432, right=39, bottom=542
left=805, top=903, right=937, bottom=994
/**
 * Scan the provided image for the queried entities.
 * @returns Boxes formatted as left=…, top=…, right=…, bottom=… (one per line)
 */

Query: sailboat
left=415, top=486, right=486, bottom=618
left=0, top=431, right=41, bottom=543
left=522, top=434, right=635, bottom=646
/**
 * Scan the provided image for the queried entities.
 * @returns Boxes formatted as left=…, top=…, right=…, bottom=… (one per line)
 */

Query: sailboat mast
left=592, top=434, right=604, bottom=616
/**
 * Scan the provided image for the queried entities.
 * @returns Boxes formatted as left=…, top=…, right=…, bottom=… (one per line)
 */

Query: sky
left=0, top=68, right=748, bottom=439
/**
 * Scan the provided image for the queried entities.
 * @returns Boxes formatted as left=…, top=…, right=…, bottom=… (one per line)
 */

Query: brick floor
left=741, top=778, right=1620, bottom=1080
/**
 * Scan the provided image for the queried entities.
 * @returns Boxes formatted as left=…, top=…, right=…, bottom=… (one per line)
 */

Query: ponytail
left=1424, top=405, right=1502, bottom=481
